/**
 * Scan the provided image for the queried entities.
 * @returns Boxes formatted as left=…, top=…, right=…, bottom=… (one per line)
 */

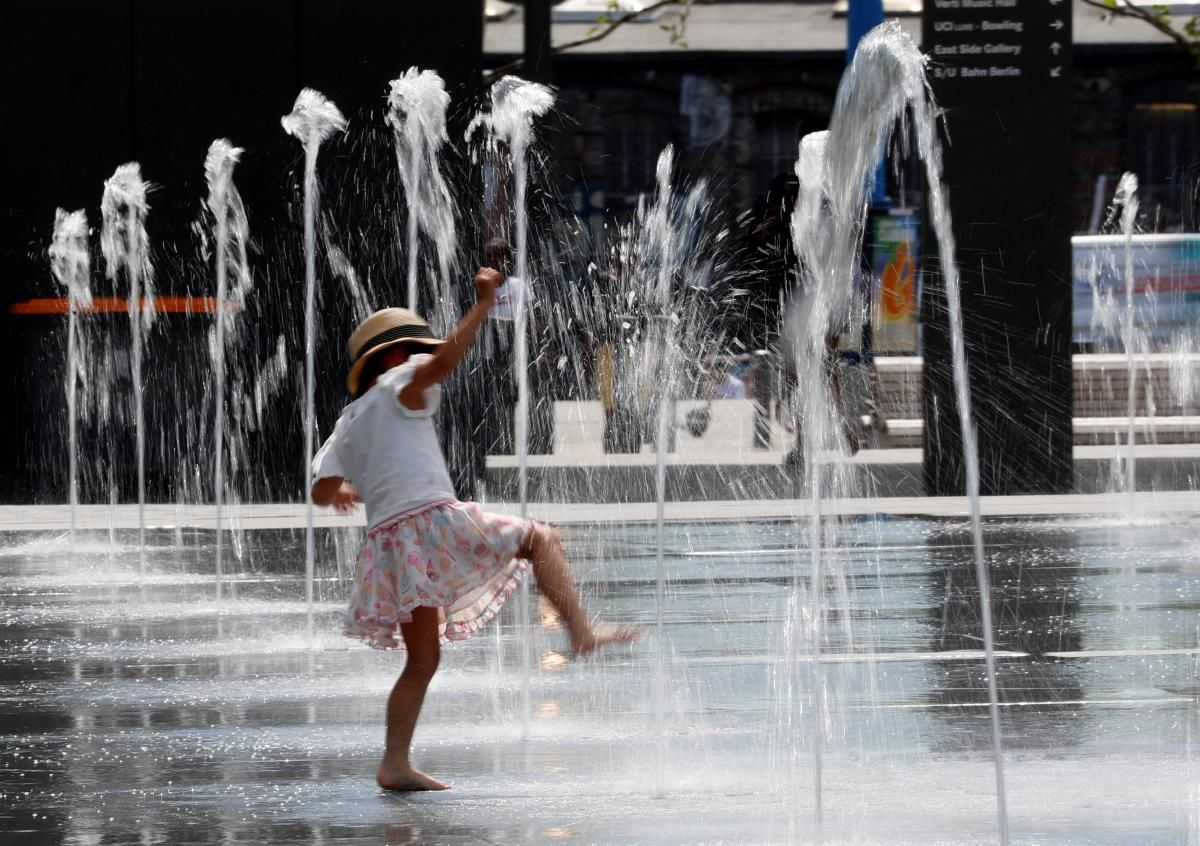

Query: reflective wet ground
left=2, top=513, right=1199, bottom=845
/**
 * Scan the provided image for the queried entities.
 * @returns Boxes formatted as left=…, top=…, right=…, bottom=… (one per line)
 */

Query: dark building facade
left=0, top=1, right=484, bottom=504
left=514, top=43, right=1199, bottom=241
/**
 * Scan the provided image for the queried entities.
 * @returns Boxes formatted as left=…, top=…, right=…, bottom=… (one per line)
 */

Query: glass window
left=603, top=109, right=672, bottom=204
left=1127, top=102, right=1200, bottom=232
left=753, top=110, right=807, bottom=197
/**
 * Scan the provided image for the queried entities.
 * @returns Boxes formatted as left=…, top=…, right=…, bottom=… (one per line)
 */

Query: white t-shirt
left=311, top=354, right=456, bottom=529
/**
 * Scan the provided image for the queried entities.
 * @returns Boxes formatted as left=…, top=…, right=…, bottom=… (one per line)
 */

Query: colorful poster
left=871, top=211, right=920, bottom=353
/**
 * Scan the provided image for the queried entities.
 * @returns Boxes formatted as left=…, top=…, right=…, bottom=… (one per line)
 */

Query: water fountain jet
left=472, top=74, right=555, bottom=738
left=787, top=20, right=1009, bottom=843
left=204, top=139, right=251, bottom=601
left=282, top=88, right=347, bottom=637
left=101, top=163, right=155, bottom=575
left=1115, top=174, right=1140, bottom=507
left=50, top=209, right=92, bottom=541
left=386, top=68, right=456, bottom=317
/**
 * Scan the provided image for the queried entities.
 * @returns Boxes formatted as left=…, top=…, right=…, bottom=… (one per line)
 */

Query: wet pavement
left=2, top=513, right=1199, bottom=845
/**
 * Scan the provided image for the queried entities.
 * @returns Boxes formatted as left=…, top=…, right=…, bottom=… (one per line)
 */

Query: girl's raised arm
left=400, top=267, right=500, bottom=408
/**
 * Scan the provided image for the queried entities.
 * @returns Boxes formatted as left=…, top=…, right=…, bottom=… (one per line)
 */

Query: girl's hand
left=404, top=268, right=503, bottom=405
left=332, top=482, right=361, bottom=513
left=475, top=266, right=502, bottom=303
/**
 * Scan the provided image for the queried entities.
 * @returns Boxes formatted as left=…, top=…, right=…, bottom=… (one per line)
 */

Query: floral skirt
left=345, top=500, right=534, bottom=650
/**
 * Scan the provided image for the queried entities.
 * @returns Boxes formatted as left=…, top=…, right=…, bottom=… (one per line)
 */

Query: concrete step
left=880, top=416, right=1200, bottom=448
left=484, top=443, right=1200, bottom=501
left=872, top=352, right=1200, bottom=419
left=506, top=399, right=1200, bottom=457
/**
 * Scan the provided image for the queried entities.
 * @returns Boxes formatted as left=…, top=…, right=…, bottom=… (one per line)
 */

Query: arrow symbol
left=1050, top=41, right=1062, bottom=54
left=1050, top=18, right=1064, bottom=29
left=1050, top=66, right=1062, bottom=77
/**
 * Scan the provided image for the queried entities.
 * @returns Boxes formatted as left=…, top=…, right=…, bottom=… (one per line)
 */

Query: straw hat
left=346, top=308, right=443, bottom=395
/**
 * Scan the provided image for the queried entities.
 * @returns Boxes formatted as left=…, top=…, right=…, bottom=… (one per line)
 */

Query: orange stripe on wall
left=7, top=296, right=240, bottom=315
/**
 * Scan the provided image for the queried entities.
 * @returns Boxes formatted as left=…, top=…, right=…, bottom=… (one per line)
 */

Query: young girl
left=311, top=266, right=638, bottom=792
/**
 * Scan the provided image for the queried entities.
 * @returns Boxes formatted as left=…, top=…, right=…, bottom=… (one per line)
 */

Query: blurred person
left=706, top=358, right=747, bottom=399
left=482, top=238, right=555, bottom=455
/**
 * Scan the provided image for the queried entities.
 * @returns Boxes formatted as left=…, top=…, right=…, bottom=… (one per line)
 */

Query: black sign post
left=921, top=0, right=1075, bottom=495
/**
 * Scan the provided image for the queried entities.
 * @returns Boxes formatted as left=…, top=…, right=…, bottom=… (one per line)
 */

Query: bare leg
left=519, top=524, right=640, bottom=655
left=377, top=606, right=448, bottom=791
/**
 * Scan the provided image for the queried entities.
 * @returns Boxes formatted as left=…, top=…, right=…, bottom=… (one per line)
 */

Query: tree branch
left=1078, top=0, right=1199, bottom=55
left=483, top=0, right=692, bottom=86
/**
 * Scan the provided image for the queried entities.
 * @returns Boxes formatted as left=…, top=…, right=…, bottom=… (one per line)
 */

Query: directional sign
left=921, top=0, right=1075, bottom=495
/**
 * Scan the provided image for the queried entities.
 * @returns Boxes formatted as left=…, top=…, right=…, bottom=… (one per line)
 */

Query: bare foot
left=571, top=623, right=641, bottom=657
left=377, top=761, right=449, bottom=791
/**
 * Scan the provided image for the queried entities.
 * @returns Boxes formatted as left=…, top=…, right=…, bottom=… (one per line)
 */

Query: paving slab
left=3, top=511, right=1198, bottom=844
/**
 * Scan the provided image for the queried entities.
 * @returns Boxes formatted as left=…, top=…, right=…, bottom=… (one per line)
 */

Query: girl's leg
left=519, top=524, right=639, bottom=655
left=377, top=606, right=448, bottom=791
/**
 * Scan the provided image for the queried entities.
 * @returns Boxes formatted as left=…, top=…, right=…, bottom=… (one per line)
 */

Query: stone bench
left=873, top=353, right=1200, bottom=420
left=879, top=416, right=1200, bottom=448
left=484, top=353, right=1200, bottom=458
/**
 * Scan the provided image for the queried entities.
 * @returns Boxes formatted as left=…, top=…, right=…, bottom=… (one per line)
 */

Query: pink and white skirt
left=345, top=499, right=534, bottom=650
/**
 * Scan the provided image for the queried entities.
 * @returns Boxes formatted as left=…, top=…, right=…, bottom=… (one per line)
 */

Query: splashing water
left=387, top=68, right=457, bottom=319
left=204, top=139, right=251, bottom=601
left=789, top=128, right=834, bottom=839
left=323, top=240, right=372, bottom=324
left=51, top=209, right=92, bottom=312
left=881, top=21, right=1011, bottom=843
left=252, top=335, right=289, bottom=432
left=50, top=208, right=92, bottom=539
left=1114, top=174, right=1140, bottom=506
left=1168, top=329, right=1199, bottom=410
left=281, top=88, right=348, bottom=148
left=484, top=76, right=556, bottom=514
left=471, top=75, right=555, bottom=738
left=786, top=21, right=1008, bottom=843
left=574, top=137, right=723, bottom=797
left=101, top=163, right=155, bottom=575
left=282, top=88, right=346, bottom=636
left=650, top=147, right=680, bottom=799
left=1080, top=176, right=1161, bottom=498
